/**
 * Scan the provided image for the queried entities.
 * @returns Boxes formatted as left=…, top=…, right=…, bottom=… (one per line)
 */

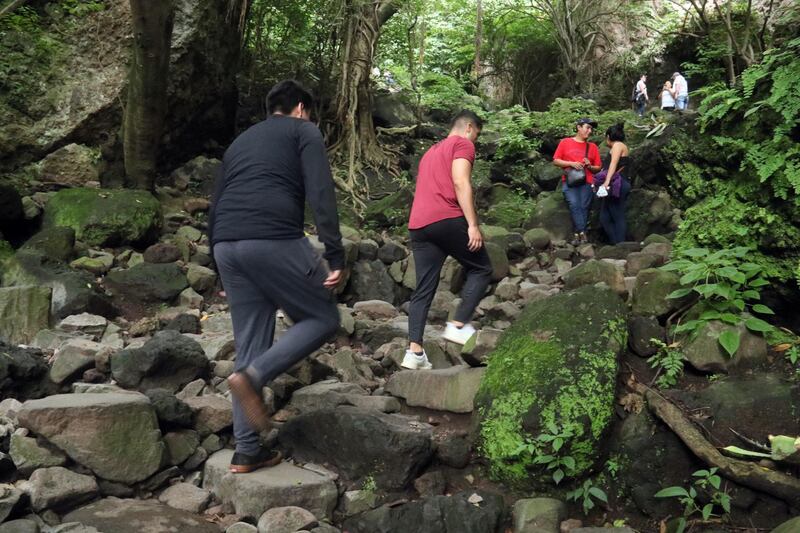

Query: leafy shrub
left=655, top=467, right=732, bottom=533
left=530, top=97, right=600, bottom=141
left=662, top=246, right=775, bottom=355
left=648, top=339, right=684, bottom=388
left=418, top=71, right=481, bottom=114
left=484, top=105, right=539, bottom=159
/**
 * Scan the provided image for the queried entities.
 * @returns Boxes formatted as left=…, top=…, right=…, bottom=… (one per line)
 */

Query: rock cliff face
left=0, top=0, right=240, bottom=179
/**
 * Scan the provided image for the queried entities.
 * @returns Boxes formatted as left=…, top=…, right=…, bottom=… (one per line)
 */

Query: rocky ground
left=0, top=167, right=798, bottom=533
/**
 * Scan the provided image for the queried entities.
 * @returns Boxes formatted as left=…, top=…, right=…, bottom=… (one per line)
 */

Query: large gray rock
left=105, top=263, right=188, bottom=304
left=625, top=189, right=676, bottom=241
left=385, top=366, right=485, bottom=413
left=39, top=144, right=100, bottom=187
left=0, top=485, right=23, bottom=523
left=17, top=393, right=165, bottom=483
left=63, top=497, right=219, bottom=533
left=342, top=490, right=504, bottom=533
left=523, top=192, right=572, bottom=241
left=25, top=466, right=98, bottom=511
left=631, top=268, right=683, bottom=317
left=50, top=338, right=105, bottom=384
left=562, top=259, right=625, bottom=295
left=682, top=319, right=768, bottom=373
left=0, top=286, right=51, bottom=344
left=19, top=227, right=76, bottom=262
left=512, top=498, right=567, bottom=533
left=278, top=406, right=433, bottom=490
left=9, top=433, right=68, bottom=475
left=288, top=380, right=368, bottom=414
left=204, top=449, right=338, bottom=519
left=111, top=330, right=208, bottom=392
left=0, top=341, right=52, bottom=400
left=347, top=260, right=397, bottom=304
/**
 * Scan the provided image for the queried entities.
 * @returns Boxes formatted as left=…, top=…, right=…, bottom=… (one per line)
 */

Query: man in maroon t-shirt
left=403, top=110, right=493, bottom=370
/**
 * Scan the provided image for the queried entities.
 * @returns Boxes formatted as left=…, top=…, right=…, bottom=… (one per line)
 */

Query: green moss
left=483, top=190, right=534, bottom=229
left=477, top=287, right=627, bottom=487
left=43, top=188, right=161, bottom=247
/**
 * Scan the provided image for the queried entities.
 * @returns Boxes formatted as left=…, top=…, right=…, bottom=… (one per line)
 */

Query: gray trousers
left=213, top=238, right=340, bottom=455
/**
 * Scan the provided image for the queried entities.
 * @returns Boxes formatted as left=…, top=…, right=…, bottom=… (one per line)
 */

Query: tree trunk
left=123, top=0, right=175, bottom=191
left=329, top=0, right=399, bottom=208
left=473, top=0, right=483, bottom=82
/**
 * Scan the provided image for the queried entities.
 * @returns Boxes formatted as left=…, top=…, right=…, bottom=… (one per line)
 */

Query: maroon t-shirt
left=553, top=137, right=601, bottom=184
left=409, top=136, right=476, bottom=230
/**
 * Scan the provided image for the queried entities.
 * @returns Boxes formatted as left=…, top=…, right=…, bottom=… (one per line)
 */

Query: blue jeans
left=676, top=94, right=688, bottom=110
left=599, top=178, right=631, bottom=244
left=563, top=181, right=593, bottom=233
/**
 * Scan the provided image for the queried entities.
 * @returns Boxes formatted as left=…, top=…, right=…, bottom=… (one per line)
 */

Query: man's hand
left=571, top=161, right=584, bottom=169
left=324, top=269, right=343, bottom=289
left=467, top=225, right=483, bottom=252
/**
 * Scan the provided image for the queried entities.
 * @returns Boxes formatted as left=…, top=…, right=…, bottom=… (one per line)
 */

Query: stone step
left=385, top=366, right=485, bottom=413
left=63, top=497, right=219, bottom=533
left=203, top=449, right=338, bottom=520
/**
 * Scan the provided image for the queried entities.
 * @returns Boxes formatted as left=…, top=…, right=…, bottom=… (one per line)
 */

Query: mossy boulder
left=363, top=189, right=412, bottom=230
left=43, top=188, right=161, bottom=247
left=485, top=242, right=509, bottom=281
left=477, top=285, right=627, bottom=486
left=481, top=225, right=510, bottom=251
left=523, top=192, right=572, bottom=241
left=630, top=268, right=683, bottom=317
left=523, top=228, right=551, bottom=250
left=20, top=227, right=76, bottom=262
left=105, top=263, right=188, bottom=304
left=531, top=160, right=563, bottom=191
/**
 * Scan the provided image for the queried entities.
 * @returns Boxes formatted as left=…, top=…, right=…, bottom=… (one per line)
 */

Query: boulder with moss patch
left=43, top=188, right=161, bottom=247
left=476, top=285, right=627, bottom=486
left=523, top=192, right=572, bottom=241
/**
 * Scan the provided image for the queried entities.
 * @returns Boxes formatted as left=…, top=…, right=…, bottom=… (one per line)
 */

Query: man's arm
left=298, top=122, right=345, bottom=283
left=452, top=158, right=483, bottom=252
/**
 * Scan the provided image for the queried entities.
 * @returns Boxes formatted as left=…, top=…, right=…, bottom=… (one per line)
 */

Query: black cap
left=576, top=118, right=598, bottom=128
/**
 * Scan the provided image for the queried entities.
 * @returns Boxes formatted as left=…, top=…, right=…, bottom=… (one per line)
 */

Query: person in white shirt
left=635, top=74, right=648, bottom=117
left=672, top=72, right=689, bottom=110
left=661, top=80, right=676, bottom=110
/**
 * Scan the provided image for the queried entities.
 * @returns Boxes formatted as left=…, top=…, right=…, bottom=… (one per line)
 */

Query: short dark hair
left=605, top=123, right=626, bottom=142
left=450, top=109, right=484, bottom=130
left=266, top=80, right=314, bottom=115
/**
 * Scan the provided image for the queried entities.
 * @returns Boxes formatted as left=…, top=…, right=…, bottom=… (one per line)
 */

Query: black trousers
left=408, top=216, right=493, bottom=343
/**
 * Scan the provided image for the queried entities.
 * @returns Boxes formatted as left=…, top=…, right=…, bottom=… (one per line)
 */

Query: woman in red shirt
left=552, top=118, right=602, bottom=245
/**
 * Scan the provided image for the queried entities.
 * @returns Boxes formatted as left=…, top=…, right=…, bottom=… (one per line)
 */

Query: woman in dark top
left=596, top=123, right=632, bottom=244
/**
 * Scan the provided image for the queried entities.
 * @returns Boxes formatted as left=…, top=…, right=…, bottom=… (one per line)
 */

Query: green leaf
left=702, top=503, right=714, bottom=521
left=693, top=469, right=710, bottom=477
left=748, top=278, right=770, bottom=288
left=552, top=468, right=564, bottom=485
left=654, top=486, right=690, bottom=498
left=745, top=317, right=773, bottom=333
left=720, top=494, right=731, bottom=513
left=718, top=330, right=740, bottom=357
left=562, top=456, right=576, bottom=471
left=709, top=475, right=721, bottom=489
left=752, top=304, right=775, bottom=315
left=700, top=310, right=721, bottom=320
left=588, top=487, right=608, bottom=502
left=742, top=290, right=760, bottom=300
left=676, top=518, right=687, bottom=533
left=553, top=438, right=563, bottom=452
left=722, top=445, right=771, bottom=459
left=681, top=270, right=707, bottom=285
left=667, top=288, right=693, bottom=299
left=720, top=313, right=740, bottom=324
left=732, top=299, right=746, bottom=311
left=684, top=248, right=709, bottom=257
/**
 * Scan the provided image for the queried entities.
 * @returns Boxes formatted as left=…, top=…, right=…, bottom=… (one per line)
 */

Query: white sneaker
left=401, top=350, right=433, bottom=370
left=442, top=322, right=477, bottom=345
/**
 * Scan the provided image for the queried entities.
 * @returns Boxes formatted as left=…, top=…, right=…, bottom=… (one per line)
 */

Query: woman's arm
left=603, top=143, right=623, bottom=188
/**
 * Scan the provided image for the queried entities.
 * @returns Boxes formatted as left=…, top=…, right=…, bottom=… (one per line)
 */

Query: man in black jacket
left=209, top=80, right=343, bottom=473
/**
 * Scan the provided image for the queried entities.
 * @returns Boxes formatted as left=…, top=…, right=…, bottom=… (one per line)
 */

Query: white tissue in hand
left=596, top=185, right=609, bottom=197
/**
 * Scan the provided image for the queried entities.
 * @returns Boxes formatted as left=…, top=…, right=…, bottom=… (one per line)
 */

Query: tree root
left=644, top=388, right=800, bottom=507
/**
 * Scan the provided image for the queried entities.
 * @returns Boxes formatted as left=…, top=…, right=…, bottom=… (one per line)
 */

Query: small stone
left=164, top=430, right=200, bottom=466
left=176, top=226, right=203, bottom=242
left=257, top=506, right=317, bottom=533
left=183, top=446, right=209, bottom=470
left=57, top=313, right=107, bottom=340
left=159, top=482, right=212, bottom=514
left=467, top=493, right=483, bottom=505
left=226, top=523, right=258, bottom=533
left=25, top=466, right=98, bottom=511
left=180, top=287, right=204, bottom=309
left=341, top=490, right=377, bottom=517
left=413, top=470, right=446, bottom=497
left=10, top=433, right=68, bottom=475
left=187, top=264, right=217, bottom=293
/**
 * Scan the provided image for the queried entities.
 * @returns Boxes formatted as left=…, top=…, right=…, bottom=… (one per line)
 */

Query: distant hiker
left=405, top=109, right=492, bottom=369
left=595, top=123, right=631, bottom=244
left=209, top=80, right=343, bottom=473
left=633, top=74, right=649, bottom=117
left=553, top=117, right=602, bottom=245
left=660, top=80, right=676, bottom=111
left=672, top=71, right=689, bottom=110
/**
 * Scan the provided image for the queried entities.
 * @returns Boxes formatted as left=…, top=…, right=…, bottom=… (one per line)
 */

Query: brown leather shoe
left=229, top=448, right=283, bottom=474
left=228, top=371, right=270, bottom=432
